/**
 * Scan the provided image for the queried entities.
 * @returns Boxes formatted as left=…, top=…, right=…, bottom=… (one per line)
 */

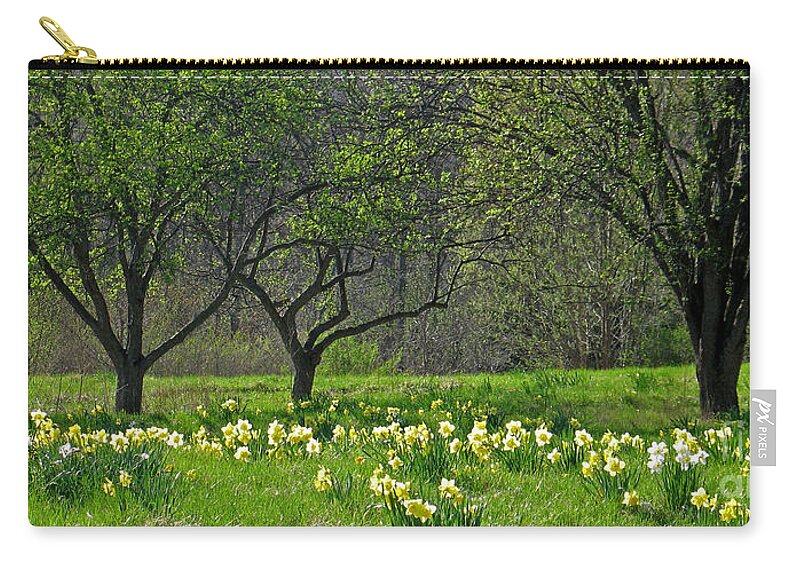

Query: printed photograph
left=27, top=66, right=750, bottom=526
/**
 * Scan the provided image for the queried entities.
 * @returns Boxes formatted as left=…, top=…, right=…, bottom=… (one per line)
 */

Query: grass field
left=27, top=365, right=751, bottom=526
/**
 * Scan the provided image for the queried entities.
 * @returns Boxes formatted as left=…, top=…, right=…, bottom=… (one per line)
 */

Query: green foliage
left=628, top=369, right=658, bottom=393
left=29, top=440, right=186, bottom=516
left=640, top=326, right=694, bottom=367
left=654, top=459, right=704, bottom=512
left=28, top=366, right=750, bottom=526
left=318, top=338, right=400, bottom=376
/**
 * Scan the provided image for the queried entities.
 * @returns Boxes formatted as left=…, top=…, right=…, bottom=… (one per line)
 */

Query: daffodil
left=438, top=421, right=455, bottom=438
left=332, top=424, right=346, bottom=442
left=118, top=470, right=132, bottom=488
left=222, top=423, right=236, bottom=438
left=574, top=429, right=593, bottom=447
left=502, top=434, right=520, bottom=451
left=30, top=410, right=47, bottom=424
left=439, top=478, right=464, bottom=505
left=92, top=429, right=109, bottom=444
left=166, top=431, right=184, bottom=448
left=102, top=478, right=116, bottom=496
left=534, top=425, right=553, bottom=447
left=719, top=499, right=741, bottom=523
left=622, top=490, right=640, bottom=507
left=314, top=466, right=333, bottom=492
left=393, top=481, right=411, bottom=501
left=547, top=448, right=562, bottom=463
left=403, top=499, right=437, bottom=523
left=110, top=433, right=129, bottom=453
left=267, top=420, right=286, bottom=446
left=234, top=446, right=251, bottom=462
left=647, top=456, right=664, bottom=474
left=690, top=487, right=709, bottom=509
left=647, top=441, right=667, bottom=457
left=505, top=420, right=523, bottom=435
left=287, top=425, right=313, bottom=444
left=126, top=427, right=146, bottom=445
left=306, top=438, right=321, bottom=454
left=603, top=456, right=625, bottom=477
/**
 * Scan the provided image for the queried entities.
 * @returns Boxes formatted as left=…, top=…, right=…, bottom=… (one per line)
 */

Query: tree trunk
left=686, top=273, right=748, bottom=418
left=114, top=360, right=146, bottom=414
left=696, top=353, right=741, bottom=418
left=291, top=350, right=321, bottom=400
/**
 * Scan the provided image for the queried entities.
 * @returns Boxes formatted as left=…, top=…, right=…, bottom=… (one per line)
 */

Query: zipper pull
left=39, top=16, right=98, bottom=64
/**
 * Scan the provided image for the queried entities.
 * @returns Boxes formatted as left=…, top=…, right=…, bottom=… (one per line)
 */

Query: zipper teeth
left=84, top=57, right=747, bottom=69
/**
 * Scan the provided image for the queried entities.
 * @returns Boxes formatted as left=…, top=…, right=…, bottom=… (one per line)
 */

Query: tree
left=205, top=72, right=503, bottom=399
left=473, top=70, right=749, bottom=416
left=28, top=71, right=290, bottom=413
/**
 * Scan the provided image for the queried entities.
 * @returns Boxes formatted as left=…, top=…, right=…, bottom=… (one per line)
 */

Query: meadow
left=28, top=365, right=751, bottom=526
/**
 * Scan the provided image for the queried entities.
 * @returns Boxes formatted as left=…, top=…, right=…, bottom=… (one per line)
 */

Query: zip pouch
left=28, top=17, right=750, bottom=527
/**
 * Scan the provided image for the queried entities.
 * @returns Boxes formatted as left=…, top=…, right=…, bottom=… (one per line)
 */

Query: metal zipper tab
left=39, top=16, right=98, bottom=65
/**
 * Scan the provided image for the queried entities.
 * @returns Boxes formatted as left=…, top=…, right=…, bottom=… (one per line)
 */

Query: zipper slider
left=39, top=16, right=98, bottom=64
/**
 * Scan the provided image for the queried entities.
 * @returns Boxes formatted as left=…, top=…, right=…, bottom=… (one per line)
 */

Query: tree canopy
left=29, top=67, right=749, bottom=416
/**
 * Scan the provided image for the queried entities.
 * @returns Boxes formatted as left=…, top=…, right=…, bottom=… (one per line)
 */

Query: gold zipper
left=39, top=17, right=98, bottom=65
left=35, top=16, right=748, bottom=70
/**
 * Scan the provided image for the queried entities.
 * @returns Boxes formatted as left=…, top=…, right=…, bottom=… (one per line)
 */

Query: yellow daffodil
left=502, top=434, right=520, bottom=452
left=603, top=456, right=626, bottom=477
left=622, top=490, right=639, bottom=507
left=332, top=424, right=346, bottom=442
left=118, top=470, right=132, bottom=488
left=690, top=487, right=709, bottom=509
left=719, top=499, right=741, bottom=522
left=403, top=499, right=437, bottom=523
left=439, top=478, right=464, bottom=505
left=574, top=429, right=593, bottom=447
left=234, top=446, right=251, bottom=462
left=393, top=481, right=411, bottom=501
left=306, top=438, right=321, bottom=454
left=30, top=410, right=47, bottom=424
left=534, top=424, right=553, bottom=447
left=547, top=448, right=562, bottom=463
left=110, top=433, right=129, bottom=453
left=314, top=466, right=333, bottom=492
left=438, top=421, right=455, bottom=438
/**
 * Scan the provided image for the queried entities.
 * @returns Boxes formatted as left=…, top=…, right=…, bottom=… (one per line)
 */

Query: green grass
left=27, top=364, right=751, bottom=526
